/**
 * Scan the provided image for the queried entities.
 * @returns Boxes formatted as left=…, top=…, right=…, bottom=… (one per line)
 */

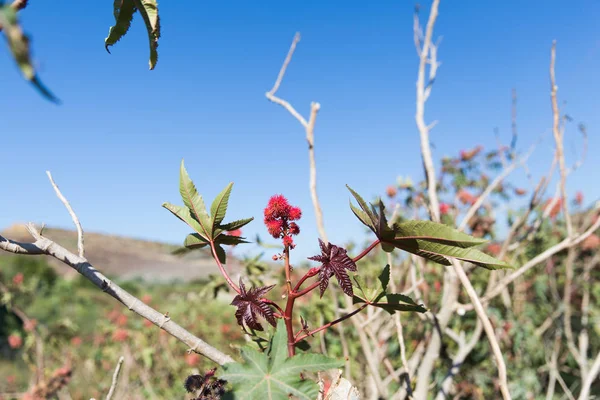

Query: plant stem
left=284, top=245, right=292, bottom=293
left=294, top=304, right=368, bottom=343
left=284, top=294, right=297, bottom=357
left=352, top=239, right=380, bottom=263
left=292, top=280, right=320, bottom=298
left=262, top=299, right=284, bottom=315
left=209, top=241, right=240, bottom=294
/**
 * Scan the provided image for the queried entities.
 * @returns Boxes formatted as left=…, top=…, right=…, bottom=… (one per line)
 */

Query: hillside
left=0, top=224, right=242, bottom=282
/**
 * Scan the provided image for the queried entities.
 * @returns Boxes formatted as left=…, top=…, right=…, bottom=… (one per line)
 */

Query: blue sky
left=1, top=1, right=598, bottom=264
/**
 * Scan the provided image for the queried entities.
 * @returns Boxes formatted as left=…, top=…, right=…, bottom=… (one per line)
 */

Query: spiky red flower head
left=283, top=235, right=294, bottom=248
left=265, top=195, right=291, bottom=219
left=288, top=222, right=300, bottom=235
left=263, top=195, right=302, bottom=248
left=227, top=229, right=242, bottom=237
left=265, top=219, right=283, bottom=238
left=289, top=206, right=302, bottom=221
left=386, top=186, right=397, bottom=198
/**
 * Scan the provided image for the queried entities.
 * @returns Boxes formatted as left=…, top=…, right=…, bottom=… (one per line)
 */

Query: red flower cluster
left=459, top=145, right=483, bottom=161
left=264, top=195, right=301, bottom=248
left=439, top=203, right=451, bottom=215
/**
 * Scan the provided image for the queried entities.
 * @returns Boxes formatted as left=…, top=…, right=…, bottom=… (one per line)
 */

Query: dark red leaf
left=230, top=279, right=276, bottom=331
left=308, top=239, right=357, bottom=297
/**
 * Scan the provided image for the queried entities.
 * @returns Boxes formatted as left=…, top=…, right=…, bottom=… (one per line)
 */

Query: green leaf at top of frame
left=0, top=4, right=59, bottom=103
left=105, top=0, right=160, bottom=69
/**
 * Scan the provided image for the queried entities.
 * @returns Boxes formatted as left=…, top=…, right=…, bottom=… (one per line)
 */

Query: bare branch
left=578, top=351, right=600, bottom=400
left=105, top=356, right=124, bottom=400
left=550, top=41, right=573, bottom=237
left=415, top=0, right=441, bottom=223
left=452, top=260, right=512, bottom=400
left=46, top=171, right=85, bottom=257
left=0, top=224, right=234, bottom=366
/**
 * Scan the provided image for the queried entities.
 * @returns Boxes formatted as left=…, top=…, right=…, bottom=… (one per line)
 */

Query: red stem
left=293, top=271, right=316, bottom=292
left=292, top=280, right=320, bottom=298
left=352, top=239, right=380, bottom=263
left=209, top=241, right=241, bottom=294
left=294, top=304, right=368, bottom=343
left=262, top=298, right=284, bottom=315
left=283, top=245, right=297, bottom=356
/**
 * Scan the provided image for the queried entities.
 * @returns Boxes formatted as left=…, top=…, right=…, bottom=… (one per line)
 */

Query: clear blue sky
left=1, top=1, right=599, bottom=263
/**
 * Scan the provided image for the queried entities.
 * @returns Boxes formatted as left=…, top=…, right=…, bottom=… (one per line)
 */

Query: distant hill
left=0, top=224, right=242, bottom=282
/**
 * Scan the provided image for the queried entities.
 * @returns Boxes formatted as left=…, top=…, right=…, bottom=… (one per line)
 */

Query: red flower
left=263, top=195, right=302, bottom=248
left=575, top=191, right=584, bottom=206
left=264, top=194, right=290, bottom=219
left=439, top=203, right=450, bottom=215
left=514, top=188, right=527, bottom=196
left=12, top=273, right=24, bottom=286
left=23, top=319, right=37, bottom=332
left=116, top=314, right=128, bottom=327
left=544, top=197, right=563, bottom=218
left=185, top=353, right=200, bottom=366
left=283, top=235, right=294, bottom=248
left=289, top=207, right=302, bottom=221
left=112, top=329, right=129, bottom=342
left=8, top=334, right=22, bottom=349
left=288, top=222, right=300, bottom=235
left=141, top=294, right=153, bottom=304
left=486, top=243, right=502, bottom=256
left=386, top=186, right=397, bottom=198
left=265, top=219, right=284, bottom=238
left=70, top=337, right=82, bottom=347
left=458, top=190, right=476, bottom=205
left=227, top=229, right=242, bottom=237
left=460, top=145, right=483, bottom=161
left=582, top=234, right=600, bottom=251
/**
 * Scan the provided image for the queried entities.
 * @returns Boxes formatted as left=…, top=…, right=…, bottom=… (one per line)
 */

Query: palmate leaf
left=163, top=160, right=254, bottom=262
left=0, top=4, right=59, bottom=103
left=352, top=265, right=426, bottom=314
left=347, top=185, right=512, bottom=269
left=105, top=0, right=160, bottom=69
left=308, top=239, right=357, bottom=297
left=221, top=319, right=343, bottom=400
left=231, top=280, right=276, bottom=332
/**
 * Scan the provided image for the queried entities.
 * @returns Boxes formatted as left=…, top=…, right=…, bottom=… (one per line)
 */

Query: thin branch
left=105, top=356, right=124, bottom=400
left=294, top=304, right=367, bottom=343
left=46, top=171, right=85, bottom=258
left=1, top=225, right=234, bottom=365
left=578, top=351, right=600, bottom=400
left=550, top=41, right=573, bottom=237
left=451, top=260, right=512, bottom=400
left=415, top=0, right=441, bottom=223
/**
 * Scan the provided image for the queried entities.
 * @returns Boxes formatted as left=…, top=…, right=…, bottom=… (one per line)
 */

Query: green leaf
left=346, top=185, right=377, bottom=229
left=220, top=218, right=254, bottom=232
left=105, top=0, right=136, bottom=52
left=214, top=235, right=250, bottom=246
left=221, top=319, right=343, bottom=400
left=211, top=183, right=233, bottom=232
left=214, top=244, right=226, bottom=264
left=390, top=238, right=513, bottom=270
left=183, top=233, right=210, bottom=249
left=178, top=160, right=212, bottom=238
left=373, top=293, right=427, bottom=314
left=132, top=0, right=160, bottom=70
left=161, top=203, right=204, bottom=235
left=0, top=5, right=59, bottom=103
left=393, top=220, right=487, bottom=248
left=352, top=265, right=426, bottom=314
